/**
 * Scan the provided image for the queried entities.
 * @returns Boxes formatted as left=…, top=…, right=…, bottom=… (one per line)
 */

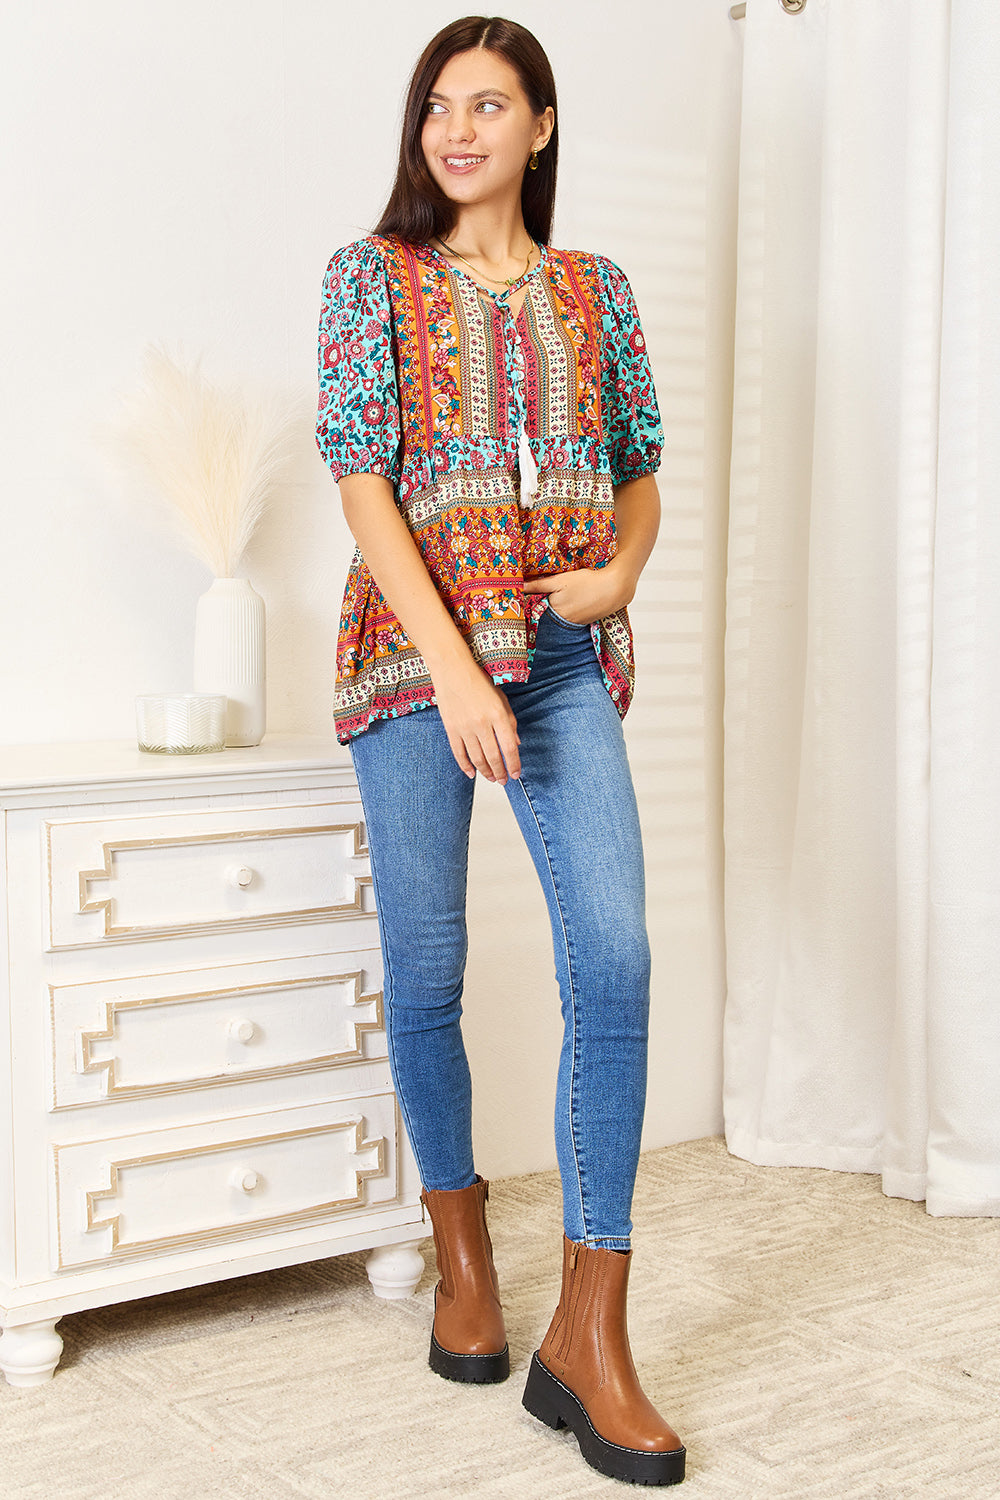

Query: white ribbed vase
left=193, top=577, right=266, bottom=747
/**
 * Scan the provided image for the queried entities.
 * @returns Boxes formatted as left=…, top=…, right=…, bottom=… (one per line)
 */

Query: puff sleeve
left=596, top=257, right=663, bottom=484
left=316, top=237, right=402, bottom=485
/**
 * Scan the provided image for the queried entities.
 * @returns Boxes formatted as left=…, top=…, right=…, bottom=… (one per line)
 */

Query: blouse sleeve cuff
left=611, top=445, right=662, bottom=486
left=326, top=456, right=397, bottom=484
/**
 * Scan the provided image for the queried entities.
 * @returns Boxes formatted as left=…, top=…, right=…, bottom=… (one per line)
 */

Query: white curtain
left=724, top=0, right=1000, bottom=1214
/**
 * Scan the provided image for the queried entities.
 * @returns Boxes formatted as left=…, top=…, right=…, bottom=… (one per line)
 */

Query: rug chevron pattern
left=2, top=1138, right=996, bottom=1498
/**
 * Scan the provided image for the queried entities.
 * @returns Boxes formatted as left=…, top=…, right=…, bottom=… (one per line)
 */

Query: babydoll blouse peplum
left=316, top=235, right=662, bottom=743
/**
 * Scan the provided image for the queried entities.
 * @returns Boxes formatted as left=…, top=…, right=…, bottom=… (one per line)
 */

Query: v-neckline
left=427, top=241, right=547, bottom=323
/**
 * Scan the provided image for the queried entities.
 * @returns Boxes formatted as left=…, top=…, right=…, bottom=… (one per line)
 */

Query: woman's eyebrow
left=426, top=89, right=514, bottom=103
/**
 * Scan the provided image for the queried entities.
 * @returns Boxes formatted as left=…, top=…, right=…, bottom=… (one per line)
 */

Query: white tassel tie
left=517, top=424, right=538, bottom=508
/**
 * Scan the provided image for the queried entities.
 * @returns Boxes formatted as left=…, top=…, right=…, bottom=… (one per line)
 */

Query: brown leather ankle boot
left=420, top=1176, right=509, bottom=1383
left=522, top=1235, right=685, bottom=1485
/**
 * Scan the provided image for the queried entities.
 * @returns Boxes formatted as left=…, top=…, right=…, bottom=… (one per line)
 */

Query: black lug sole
left=429, top=1331, right=510, bottom=1384
left=522, top=1351, right=686, bottom=1486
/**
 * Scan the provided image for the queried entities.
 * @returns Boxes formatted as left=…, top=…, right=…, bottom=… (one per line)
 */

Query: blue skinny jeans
left=350, top=606, right=651, bottom=1250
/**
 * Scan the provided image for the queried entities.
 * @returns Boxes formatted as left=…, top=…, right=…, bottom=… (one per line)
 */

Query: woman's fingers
left=464, top=715, right=519, bottom=785
left=444, top=711, right=520, bottom=784
left=434, top=663, right=521, bottom=784
left=446, top=731, right=478, bottom=780
left=478, top=730, right=519, bottom=784
left=524, top=568, right=605, bottom=623
left=497, top=718, right=521, bottom=781
left=445, top=729, right=505, bottom=784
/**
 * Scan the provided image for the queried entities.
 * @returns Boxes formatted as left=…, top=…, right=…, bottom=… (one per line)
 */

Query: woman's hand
left=432, top=658, right=521, bottom=784
left=523, top=564, right=626, bottom=625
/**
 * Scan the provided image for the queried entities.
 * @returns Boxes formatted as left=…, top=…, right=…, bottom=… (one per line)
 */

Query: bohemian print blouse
left=316, top=235, right=662, bottom=743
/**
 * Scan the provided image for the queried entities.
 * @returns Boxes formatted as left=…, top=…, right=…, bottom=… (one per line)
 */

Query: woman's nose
left=447, top=111, right=474, bottom=143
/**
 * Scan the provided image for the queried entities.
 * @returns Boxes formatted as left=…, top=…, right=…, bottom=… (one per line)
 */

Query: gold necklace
left=435, top=237, right=535, bottom=288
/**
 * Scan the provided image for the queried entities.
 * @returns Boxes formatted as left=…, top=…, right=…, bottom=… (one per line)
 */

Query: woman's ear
left=535, top=107, right=555, bottom=152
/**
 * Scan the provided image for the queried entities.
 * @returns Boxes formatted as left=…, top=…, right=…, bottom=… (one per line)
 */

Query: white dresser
left=0, top=736, right=427, bottom=1386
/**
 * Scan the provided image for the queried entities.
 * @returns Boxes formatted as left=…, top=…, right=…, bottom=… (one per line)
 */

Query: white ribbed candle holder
left=135, top=694, right=226, bottom=753
left=193, top=577, right=266, bottom=747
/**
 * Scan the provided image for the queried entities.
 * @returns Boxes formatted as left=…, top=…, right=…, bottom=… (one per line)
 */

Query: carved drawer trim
left=49, top=953, right=386, bottom=1109
left=52, top=1095, right=399, bottom=1269
left=45, top=803, right=372, bottom=949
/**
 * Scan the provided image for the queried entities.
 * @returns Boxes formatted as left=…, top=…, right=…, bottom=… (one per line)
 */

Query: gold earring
left=529, top=150, right=539, bottom=171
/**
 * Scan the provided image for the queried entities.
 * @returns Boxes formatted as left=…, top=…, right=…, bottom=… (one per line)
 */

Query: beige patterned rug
left=2, top=1138, right=997, bottom=1498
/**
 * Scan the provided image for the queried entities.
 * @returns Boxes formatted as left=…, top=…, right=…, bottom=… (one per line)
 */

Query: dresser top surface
left=0, top=735, right=354, bottom=794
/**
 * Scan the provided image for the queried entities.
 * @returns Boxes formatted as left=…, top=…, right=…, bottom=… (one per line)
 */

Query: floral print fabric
left=316, top=235, right=662, bottom=742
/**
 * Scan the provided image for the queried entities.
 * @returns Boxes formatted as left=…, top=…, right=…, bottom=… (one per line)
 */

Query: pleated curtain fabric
left=723, top=0, right=1000, bottom=1214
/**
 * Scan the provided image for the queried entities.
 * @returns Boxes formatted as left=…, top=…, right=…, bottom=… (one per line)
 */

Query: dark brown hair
left=374, top=16, right=558, bottom=247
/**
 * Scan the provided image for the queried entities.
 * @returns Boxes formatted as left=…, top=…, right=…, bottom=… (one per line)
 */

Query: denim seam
left=508, top=775, right=590, bottom=1244
left=354, top=786, right=431, bottom=1190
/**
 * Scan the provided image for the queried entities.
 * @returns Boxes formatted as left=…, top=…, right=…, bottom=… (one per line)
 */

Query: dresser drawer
left=52, top=1093, right=400, bottom=1269
left=45, top=801, right=371, bottom=948
left=49, top=951, right=386, bottom=1109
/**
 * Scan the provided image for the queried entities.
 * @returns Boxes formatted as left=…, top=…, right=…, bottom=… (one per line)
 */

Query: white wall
left=1, top=1, right=742, bottom=1176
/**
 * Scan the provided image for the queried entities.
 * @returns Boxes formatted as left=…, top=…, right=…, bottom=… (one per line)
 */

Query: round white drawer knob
left=228, top=1018, right=256, bottom=1044
left=227, top=864, right=255, bottom=889
left=230, top=1168, right=260, bottom=1194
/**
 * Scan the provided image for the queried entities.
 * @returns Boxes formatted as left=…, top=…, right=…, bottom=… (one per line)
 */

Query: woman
left=317, top=15, right=685, bottom=1488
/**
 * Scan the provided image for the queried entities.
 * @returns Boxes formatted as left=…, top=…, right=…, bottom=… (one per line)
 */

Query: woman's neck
left=441, top=203, right=533, bottom=265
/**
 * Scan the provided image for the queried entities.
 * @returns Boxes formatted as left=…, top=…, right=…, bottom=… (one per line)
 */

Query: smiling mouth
left=443, top=155, right=487, bottom=171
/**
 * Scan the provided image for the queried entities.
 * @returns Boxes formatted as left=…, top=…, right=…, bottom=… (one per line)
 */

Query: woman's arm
left=522, top=472, right=661, bottom=623
left=338, top=472, right=521, bottom=784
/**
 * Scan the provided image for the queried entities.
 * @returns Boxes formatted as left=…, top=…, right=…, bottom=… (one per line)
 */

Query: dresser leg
left=0, top=1319, right=65, bottom=1386
left=365, top=1240, right=425, bottom=1299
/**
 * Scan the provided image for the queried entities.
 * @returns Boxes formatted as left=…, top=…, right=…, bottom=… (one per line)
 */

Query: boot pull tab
left=569, top=1242, right=579, bottom=1271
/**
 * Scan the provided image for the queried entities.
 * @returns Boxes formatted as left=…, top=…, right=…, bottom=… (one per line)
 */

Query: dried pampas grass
left=111, top=347, right=302, bottom=578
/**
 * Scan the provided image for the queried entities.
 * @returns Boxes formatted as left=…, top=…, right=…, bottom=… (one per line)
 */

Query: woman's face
left=421, top=48, right=553, bottom=217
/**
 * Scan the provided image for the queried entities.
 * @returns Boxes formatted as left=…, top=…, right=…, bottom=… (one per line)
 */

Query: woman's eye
left=426, top=102, right=446, bottom=114
left=477, top=101, right=501, bottom=113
